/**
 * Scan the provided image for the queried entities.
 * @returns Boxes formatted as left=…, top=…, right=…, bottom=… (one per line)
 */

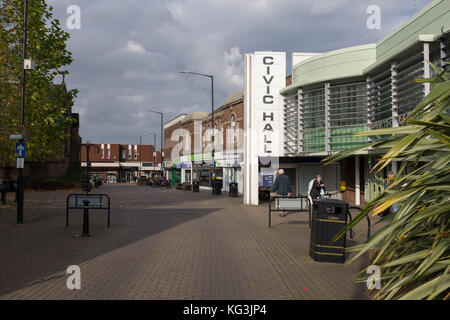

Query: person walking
left=271, top=169, right=292, bottom=197
left=271, top=169, right=292, bottom=217
left=309, top=175, right=327, bottom=200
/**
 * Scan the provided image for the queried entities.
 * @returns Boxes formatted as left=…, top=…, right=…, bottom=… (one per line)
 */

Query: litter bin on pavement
left=309, top=198, right=349, bottom=263
left=193, top=180, right=200, bottom=192
left=258, top=186, right=271, bottom=203
left=229, top=182, right=238, bottom=197
left=212, top=180, right=222, bottom=195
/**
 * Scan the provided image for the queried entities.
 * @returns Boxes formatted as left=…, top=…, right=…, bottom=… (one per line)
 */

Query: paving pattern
left=0, top=184, right=378, bottom=299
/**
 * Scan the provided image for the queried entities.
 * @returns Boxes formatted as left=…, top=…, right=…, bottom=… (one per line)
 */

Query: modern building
left=243, top=0, right=450, bottom=205
left=81, top=143, right=161, bottom=183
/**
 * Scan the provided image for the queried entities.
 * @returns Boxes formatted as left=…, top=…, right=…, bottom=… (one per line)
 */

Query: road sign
left=17, top=158, right=24, bottom=169
left=15, top=142, right=26, bottom=158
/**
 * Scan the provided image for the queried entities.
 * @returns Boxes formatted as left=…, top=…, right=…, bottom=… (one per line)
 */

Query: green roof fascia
left=280, top=0, right=450, bottom=95
left=280, top=44, right=376, bottom=95
left=364, top=0, right=450, bottom=74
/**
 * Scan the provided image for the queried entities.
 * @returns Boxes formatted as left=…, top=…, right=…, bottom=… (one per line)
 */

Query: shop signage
left=262, top=175, right=274, bottom=187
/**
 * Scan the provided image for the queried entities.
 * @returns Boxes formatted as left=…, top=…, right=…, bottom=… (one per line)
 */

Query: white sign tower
left=243, top=52, right=286, bottom=205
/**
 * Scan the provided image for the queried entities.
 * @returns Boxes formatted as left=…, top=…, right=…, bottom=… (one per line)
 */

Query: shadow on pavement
left=0, top=186, right=222, bottom=297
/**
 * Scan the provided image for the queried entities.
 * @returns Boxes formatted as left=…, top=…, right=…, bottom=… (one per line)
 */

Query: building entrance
left=298, top=165, right=323, bottom=197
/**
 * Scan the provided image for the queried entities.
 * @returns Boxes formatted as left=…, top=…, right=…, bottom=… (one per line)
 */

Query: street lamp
left=179, top=71, right=215, bottom=187
left=139, top=133, right=157, bottom=176
left=137, top=109, right=164, bottom=175
left=16, top=0, right=29, bottom=224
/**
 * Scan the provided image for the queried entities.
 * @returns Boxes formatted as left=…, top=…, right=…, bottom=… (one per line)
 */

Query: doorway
left=298, top=165, right=323, bottom=197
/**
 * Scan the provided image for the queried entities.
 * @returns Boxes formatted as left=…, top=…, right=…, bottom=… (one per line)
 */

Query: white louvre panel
left=367, top=67, right=392, bottom=124
left=283, top=93, right=298, bottom=155
left=301, top=87, right=325, bottom=152
left=441, top=36, right=450, bottom=64
left=395, top=51, right=425, bottom=121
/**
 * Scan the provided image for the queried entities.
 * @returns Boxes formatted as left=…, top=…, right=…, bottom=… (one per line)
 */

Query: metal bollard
left=82, top=200, right=90, bottom=237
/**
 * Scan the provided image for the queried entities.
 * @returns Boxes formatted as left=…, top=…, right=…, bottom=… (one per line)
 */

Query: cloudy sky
left=46, top=0, right=432, bottom=148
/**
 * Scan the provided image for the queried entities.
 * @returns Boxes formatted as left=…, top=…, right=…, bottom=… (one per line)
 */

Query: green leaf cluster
left=0, top=0, right=78, bottom=163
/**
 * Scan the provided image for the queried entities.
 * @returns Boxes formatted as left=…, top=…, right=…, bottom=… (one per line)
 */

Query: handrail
left=66, top=193, right=111, bottom=228
left=348, top=205, right=371, bottom=239
left=268, top=195, right=311, bottom=229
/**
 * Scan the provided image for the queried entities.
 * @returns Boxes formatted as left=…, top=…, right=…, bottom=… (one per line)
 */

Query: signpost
left=17, top=158, right=24, bottom=169
left=15, top=142, right=26, bottom=158
left=15, top=141, right=26, bottom=224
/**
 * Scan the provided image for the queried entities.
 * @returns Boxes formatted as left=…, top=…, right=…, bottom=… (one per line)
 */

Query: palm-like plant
left=325, top=65, right=450, bottom=300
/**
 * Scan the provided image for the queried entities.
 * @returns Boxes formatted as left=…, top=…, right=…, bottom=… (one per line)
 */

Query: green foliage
left=325, top=66, right=450, bottom=300
left=0, top=0, right=78, bottom=163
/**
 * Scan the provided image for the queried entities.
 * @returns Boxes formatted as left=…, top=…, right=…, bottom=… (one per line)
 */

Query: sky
left=46, top=0, right=433, bottom=148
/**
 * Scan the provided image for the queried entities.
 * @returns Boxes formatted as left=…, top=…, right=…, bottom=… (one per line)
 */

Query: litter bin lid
left=314, top=198, right=347, bottom=205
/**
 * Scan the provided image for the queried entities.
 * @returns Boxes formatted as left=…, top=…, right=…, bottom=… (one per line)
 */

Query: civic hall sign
left=244, top=51, right=286, bottom=205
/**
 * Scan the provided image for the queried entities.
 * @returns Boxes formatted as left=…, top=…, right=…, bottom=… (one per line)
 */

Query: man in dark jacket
left=271, top=169, right=292, bottom=217
left=271, top=169, right=292, bottom=197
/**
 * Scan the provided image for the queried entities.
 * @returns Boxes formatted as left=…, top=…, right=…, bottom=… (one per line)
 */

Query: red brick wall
left=81, top=143, right=154, bottom=163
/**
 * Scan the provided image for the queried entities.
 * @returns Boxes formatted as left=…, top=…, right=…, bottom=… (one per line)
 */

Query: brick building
left=81, top=143, right=161, bottom=183
left=164, top=91, right=244, bottom=192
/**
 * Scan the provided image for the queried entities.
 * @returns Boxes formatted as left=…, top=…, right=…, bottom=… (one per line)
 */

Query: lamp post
left=137, top=109, right=164, bottom=177
left=147, top=132, right=157, bottom=168
left=17, top=0, right=29, bottom=224
left=179, top=71, right=215, bottom=188
left=140, top=133, right=157, bottom=177
left=139, top=135, right=142, bottom=178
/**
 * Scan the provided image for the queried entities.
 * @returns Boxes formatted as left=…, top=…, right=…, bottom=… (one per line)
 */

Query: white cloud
left=125, top=40, right=146, bottom=54
left=224, top=47, right=243, bottom=87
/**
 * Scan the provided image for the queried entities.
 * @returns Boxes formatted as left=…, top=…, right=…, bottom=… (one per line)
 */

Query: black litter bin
left=229, top=182, right=238, bottom=197
left=258, top=186, right=270, bottom=203
left=193, top=180, right=200, bottom=192
left=212, top=180, right=222, bottom=195
left=309, top=198, right=348, bottom=263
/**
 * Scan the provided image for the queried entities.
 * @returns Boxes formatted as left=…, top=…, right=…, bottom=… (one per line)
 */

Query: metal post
left=86, top=144, right=90, bottom=194
left=160, top=113, right=164, bottom=188
left=82, top=200, right=90, bottom=236
left=211, top=75, right=215, bottom=167
left=17, top=0, right=29, bottom=225
left=139, top=135, right=142, bottom=178
left=268, top=196, right=272, bottom=228
left=178, top=72, right=214, bottom=192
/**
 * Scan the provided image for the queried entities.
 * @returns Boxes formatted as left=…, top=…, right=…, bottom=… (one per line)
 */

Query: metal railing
left=268, top=195, right=312, bottom=228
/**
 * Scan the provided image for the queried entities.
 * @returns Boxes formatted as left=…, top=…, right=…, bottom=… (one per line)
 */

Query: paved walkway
left=0, top=184, right=377, bottom=299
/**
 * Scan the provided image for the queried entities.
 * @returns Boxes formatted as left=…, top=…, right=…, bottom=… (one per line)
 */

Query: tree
left=325, top=65, right=450, bottom=300
left=0, top=0, right=78, bottom=164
